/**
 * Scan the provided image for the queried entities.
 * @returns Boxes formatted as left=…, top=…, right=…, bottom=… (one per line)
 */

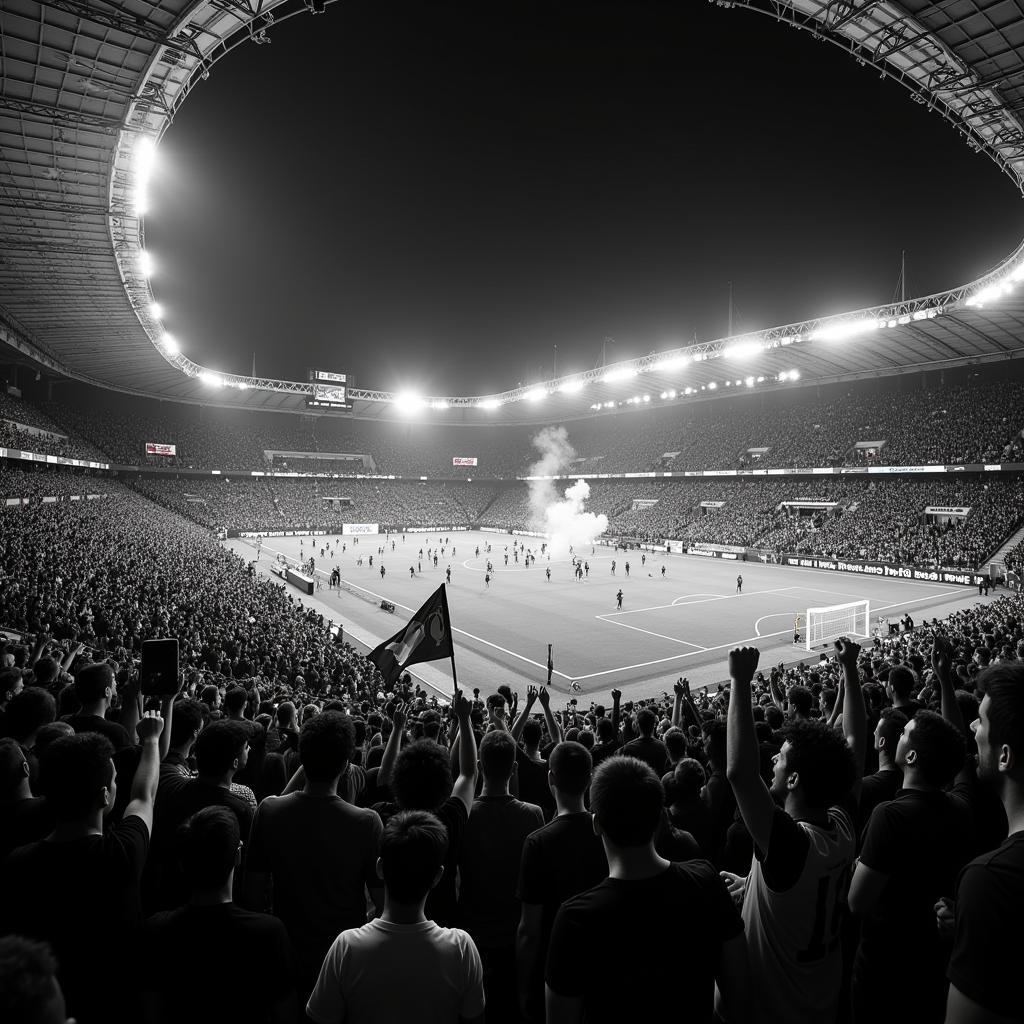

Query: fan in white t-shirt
left=307, top=810, right=485, bottom=1024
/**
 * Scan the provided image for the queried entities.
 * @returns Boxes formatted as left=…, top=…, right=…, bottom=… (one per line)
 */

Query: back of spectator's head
left=977, top=663, right=1024, bottom=783
left=788, top=685, right=813, bottom=718
left=0, top=738, right=29, bottom=801
left=200, top=683, right=221, bottom=709
left=392, top=739, right=453, bottom=811
left=39, top=732, right=115, bottom=820
left=702, top=720, right=727, bottom=767
left=765, top=705, right=784, bottom=730
left=223, top=686, right=247, bottom=716
left=378, top=810, right=449, bottom=904
left=663, top=726, right=686, bottom=762
left=479, top=729, right=517, bottom=784
left=169, top=699, right=204, bottom=748
left=974, top=646, right=992, bottom=667
left=31, top=658, right=59, bottom=689
left=0, top=935, right=67, bottom=1024
left=178, top=806, right=240, bottom=891
left=522, top=719, right=543, bottom=748
left=636, top=708, right=657, bottom=737
left=778, top=720, right=856, bottom=809
left=549, top=741, right=592, bottom=796
left=194, top=720, right=248, bottom=778
left=277, top=701, right=296, bottom=727
left=577, top=728, right=595, bottom=750
left=591, top=756, right=663, bottom=848
left=888, top=665, right=915, bottom=700
left=32, top=722, right=73, bottom=760
left=0, top=668, right=22, bottom=703
left=74, top=661, right=114, bottom=705
left=596, top=717, right=616, bottom=743
left=820, top=687, right=838, bottom=714
left=5, top=687, right=55, bottom=742
left=897, top=710, right=965, bottom=788
left=672, top=758, right=706, bottom=801
left=875, top=707, right=908, bottom=753
left=299, top=711, right=354, bottom=782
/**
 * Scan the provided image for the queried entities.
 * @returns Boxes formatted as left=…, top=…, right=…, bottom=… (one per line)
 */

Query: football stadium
left=1, top=3, right=1023, bottom=1024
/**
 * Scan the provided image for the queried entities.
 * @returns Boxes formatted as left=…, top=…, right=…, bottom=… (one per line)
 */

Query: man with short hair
left=245, top=711, right=384, bottom=1001
left=620, top=707, right=671, bottom=776
left=849, top=710, right=972, bottom=1023
left=64, top=661, right=131, bottom=750
left=859, top=707, right=907, bottom=827
left=517, top=741, right=607, bottom=1022
left=307, top=811, right=485, bottom=1024
left=0, top=713, right=163, bottom=1024
left=459, top=729, right=544, bottom=1024
left=0, top=736, right=53, bottom=859
left=141, top=807, right=296, bottom=1024
left=0, top=936, right=73, bottom=1024
left=725, top=642, right=865, bottom=1024
left=885, top=664, right=921, bottom=718
left=945, top=663, right=1024, bottom=1024
left=545, top=756, right=750, bottom=1024
left=151, top=719, right=254, bottom=910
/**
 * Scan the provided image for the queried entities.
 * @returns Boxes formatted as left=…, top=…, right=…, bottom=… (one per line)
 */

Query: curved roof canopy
left=3, top=0, right=1024, bottom=423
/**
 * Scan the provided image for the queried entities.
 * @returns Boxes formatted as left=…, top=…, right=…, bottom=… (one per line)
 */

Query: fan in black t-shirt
left=544, top=756, right=748, bottom=1024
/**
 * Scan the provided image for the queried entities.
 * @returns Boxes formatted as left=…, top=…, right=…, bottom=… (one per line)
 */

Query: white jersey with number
left=741, top=806, right=855, bottom=1024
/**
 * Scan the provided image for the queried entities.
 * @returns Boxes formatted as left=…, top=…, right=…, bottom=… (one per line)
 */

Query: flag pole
left=444, top=584, right=459, bottom=694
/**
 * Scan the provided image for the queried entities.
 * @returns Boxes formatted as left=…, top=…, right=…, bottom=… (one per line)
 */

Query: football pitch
left=230, top=530, right=988, bottom=702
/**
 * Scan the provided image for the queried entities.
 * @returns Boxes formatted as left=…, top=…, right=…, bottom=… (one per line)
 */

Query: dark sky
left=145, top=0, right=1023, bottom=396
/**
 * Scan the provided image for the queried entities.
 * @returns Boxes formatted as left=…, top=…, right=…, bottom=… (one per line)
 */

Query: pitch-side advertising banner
left=342, top=523, right=379, bottom=535
left=453, top=457, right=478, bottom=467
left=780, top=554, right=985, bottom=587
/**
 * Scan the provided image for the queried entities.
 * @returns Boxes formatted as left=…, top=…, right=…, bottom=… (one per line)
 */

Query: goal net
left=805, top=599, right=870, bottom=651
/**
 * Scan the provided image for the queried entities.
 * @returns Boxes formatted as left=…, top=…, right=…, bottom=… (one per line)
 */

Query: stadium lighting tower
left=138, top=250, right=154, bottom=277
left=393, top=391, right=425, bottom=414
left=159, top=332, right=178, bottom=354
left=477, top=398, right=501, bottom=410
left=525, top=386, right=548, bottom=401
left=199, top=372, right=223, bottom=387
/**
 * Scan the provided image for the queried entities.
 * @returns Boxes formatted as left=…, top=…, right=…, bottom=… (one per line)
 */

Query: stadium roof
left=3, top=0, right=1024, bottom=423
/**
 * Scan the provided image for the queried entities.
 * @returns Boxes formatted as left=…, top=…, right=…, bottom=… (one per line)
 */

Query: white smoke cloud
left=527, top=426, right=608, bottom=553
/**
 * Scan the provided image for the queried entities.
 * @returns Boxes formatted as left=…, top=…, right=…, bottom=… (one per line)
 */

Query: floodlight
left=430, top=400, right=449, bottom=410
left=708, top=382, right=717, bottom=390
left=668, top=389, right=677, bottom=398
left=525, top=387, right=548, bottom=402
left=602, top=367, right=637, bottom=383
left=724, top=340, right=762, bottom=359
left=652, top=355, right=689, bottom=372
left=139, top=250, right=154, bottom=277
left=393, top=391, right=425, bottom=414
left=558, top=379, right=585, bottom=394
left=757, top=376, right=765, bottom=383
left=134, top=136, right=157, bottom=217
left=159, top=332, right=178, bottom=354
left=810, top=318, right=879, bottom=342
left=478, top=398, right=501, bottom=410
left=744, top=377, right=755, bottom=387
left=603, top=401, right=615, bottom=408
left=199, top=372, right=223, bottom=387
left=237, top=382, right=249, bottom=390
left=642, top=394, right=650, bottom=402
left=683, top=387, right=693, bottom=395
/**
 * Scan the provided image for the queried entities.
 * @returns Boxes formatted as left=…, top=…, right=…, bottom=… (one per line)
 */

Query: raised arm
left=450, top=691, right=478, bottom=815
left=511, top=686, right=539, bottom=743
left=378, top=701, right=407, bottom=788
left=672, top=681, right=684, bottom=728
left=538, top=686, right=562, bottom=746
left=835, top=638, right=867, bottom=797
left=932, top=635, right=966, bottom=736
left=725, top=646, right=775, bottom=853
left=125, top=711, right=164, bottom=835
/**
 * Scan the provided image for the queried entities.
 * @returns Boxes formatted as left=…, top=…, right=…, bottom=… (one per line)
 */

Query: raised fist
left=728, top=647, right=760, bottom=684
left=835, top=637, right=861, bottom=668
left=135, top=710, right=164, bottom=743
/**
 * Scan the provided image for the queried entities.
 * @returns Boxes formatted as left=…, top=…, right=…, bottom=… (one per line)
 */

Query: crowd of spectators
left=14, top=368, right=1023, bottom=478
left=1, top=504, right=1021, bottom=1022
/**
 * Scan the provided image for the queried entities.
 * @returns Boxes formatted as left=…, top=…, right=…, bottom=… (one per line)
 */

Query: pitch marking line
left=573, top=588, right=968, bottom=681
left=594, top=614, right=707, bottom=650
left=259, top=542, right=575, bottom=682
left=605, top=587, right=799, bottom=618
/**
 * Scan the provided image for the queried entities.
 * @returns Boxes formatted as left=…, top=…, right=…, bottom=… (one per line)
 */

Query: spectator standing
left=458, top=729, right=544, bottom=1024
left=517, top=741, right=608, bottom=1023
left=64, top=661, right=132, bottom=751
left=945, top=663, right=1024, bottom=1024
left=244, top=711, right=383, bottom=1000
left=544, top=756, right=750, bottom=1024
left=307, top=811, right=485, bottom=1024
left=141, top=807, right=297, bottom=1024
left=0, top=713, right=163, bottom=1024
left=620, top=707, right=671, bottom=776
left=723, top=641, right=865, bottom=1024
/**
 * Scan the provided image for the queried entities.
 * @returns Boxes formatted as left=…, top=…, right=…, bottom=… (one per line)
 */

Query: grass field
left=230, top=530, right=989, bottom=701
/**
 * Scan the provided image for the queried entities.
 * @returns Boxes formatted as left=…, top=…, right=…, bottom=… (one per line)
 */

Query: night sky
left=145, top=0, right=1024, bottom=396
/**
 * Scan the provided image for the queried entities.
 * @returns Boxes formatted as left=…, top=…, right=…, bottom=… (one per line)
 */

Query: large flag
left=368, top=584, right=454, bottom=686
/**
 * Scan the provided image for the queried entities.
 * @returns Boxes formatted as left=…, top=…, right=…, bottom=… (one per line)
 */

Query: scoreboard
left=307, top=369, right=352, bottom=410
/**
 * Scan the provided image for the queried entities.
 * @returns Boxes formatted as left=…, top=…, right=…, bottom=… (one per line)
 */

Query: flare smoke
left=527, top=426, right=608, bottom=552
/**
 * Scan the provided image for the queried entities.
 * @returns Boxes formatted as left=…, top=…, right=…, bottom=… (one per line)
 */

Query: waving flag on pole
left=547, top=644, right=553, bottom=685
left=368, top=585, right=454, bottom=686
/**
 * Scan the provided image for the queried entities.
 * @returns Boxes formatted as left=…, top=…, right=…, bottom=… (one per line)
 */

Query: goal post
left=805, top=599, right=870, bottom=652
